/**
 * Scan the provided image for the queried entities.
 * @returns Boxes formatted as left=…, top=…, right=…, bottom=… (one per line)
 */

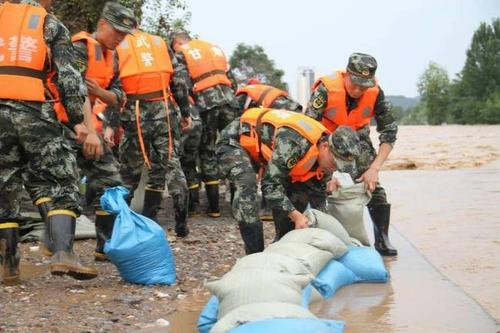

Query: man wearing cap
left=216, top=108, right=360, bottom=252
left=305, top=52, right=398, bottom=256
left=171, top=31, right=240, bottom=219
left=52, top=1, right=136, bottom=261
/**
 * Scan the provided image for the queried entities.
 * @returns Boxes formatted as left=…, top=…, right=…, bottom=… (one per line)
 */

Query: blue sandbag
left=337, top=245, right=388, bottom=282
left=229, top=318, right=345, bottom=333
left=198, top=295, right=219, bottom=333
left=312, top=260, right=357, bottom=298
left=101, top=186, right=176, bottom=285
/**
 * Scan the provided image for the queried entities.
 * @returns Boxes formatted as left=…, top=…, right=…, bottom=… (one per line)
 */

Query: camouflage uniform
left=119, top=44, right=191, bottom=230
left=305, top=52, right=399, bottom=256
left=180, top=106, right=202, bottom=190
left=70, top=38, right=124, bottom=209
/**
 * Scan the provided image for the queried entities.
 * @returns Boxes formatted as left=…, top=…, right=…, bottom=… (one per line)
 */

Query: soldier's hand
left=86, top=79, right=102, bottom=97
left=74, top=123, right=89, bottom=144
left=356, top=167, right=379, bottom=192
left=83, top=132, right=104, bottom=160
left=103, top=127, right=115, bottom=148
left=326, top=178, right=341, bottom=193
left=180, top=116, right=192, bottom=132
left=288, top=210, right=309, bottom=230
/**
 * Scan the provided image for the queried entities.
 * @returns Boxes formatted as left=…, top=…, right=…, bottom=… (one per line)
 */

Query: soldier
left=171, top=31, right=239, bottom=218
left=0, top=0, right=102, bottom=282
left=45, top=2, right=136, bottom=261
left=234, top=78, right=303, bottom=221
left=235, top=78, right=302, bottom=113
left=217, top=108, right=360, bottom=253
left=116, top=28, right=192, bottom=237
left=305, top=53, right=398, bottom=256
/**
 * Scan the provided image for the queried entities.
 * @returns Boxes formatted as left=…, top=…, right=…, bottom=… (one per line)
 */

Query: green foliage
left=50, top=0, right=189, bottom=37
left=417, top=62, right=450, bottom=125
left=229, top=43, right=288, bottom=91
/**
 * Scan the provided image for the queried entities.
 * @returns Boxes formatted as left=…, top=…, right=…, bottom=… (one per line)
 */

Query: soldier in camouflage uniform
left=0, top=0, right=103, bottom=283
left=305, top=53, right=398, bottom=256
left=234, top=78, right=303, bottom=221
left=171, top=31, right=240, bottom=218
left=217, top=108, right=360, bottom=252
left=117, top=28, right=193, bottom=237
left=62, top=2, right=135, bottom=261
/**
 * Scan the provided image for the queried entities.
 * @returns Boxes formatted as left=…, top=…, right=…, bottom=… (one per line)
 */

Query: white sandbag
left=304, top=209, right=352, bottom=246
left=265, top=242, right=334, bottom=275
left=233, top=252, right=312, bottom=276
left=279, top=228, right=348, bottom=259
left=327, top=183, right=371, bottom=245
left=210, top=302, right=316, bottom=333
left=207, top=270, right=311, bottom=319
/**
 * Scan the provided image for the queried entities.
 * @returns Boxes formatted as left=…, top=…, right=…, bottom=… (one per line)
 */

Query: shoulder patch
left=286, top=156, right=299, bottom=169
left=312, top=95, right=326, bottom=109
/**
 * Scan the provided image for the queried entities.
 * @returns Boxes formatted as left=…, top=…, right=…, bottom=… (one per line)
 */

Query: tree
left=229, top=43, right=288, bottom=91
left=417, top=62, right=450, bottom=125
left=51, top=0, right=190, bottom=37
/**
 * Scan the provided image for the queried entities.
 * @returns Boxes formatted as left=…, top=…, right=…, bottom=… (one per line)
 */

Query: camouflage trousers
left=269, top=179, right=328, bottom=240
left=0, top=106, right=81, bottom=219
left=63, top=127, right=123, bottom=210
left=180, top=116, right=202, bottom=188
left=217, top=143, right=260, bottom=226
left=119, top=110, right=188, bottom=212
left=354, top=128, right=388, bottom=207
left=199, top=104, right=239, bottom=182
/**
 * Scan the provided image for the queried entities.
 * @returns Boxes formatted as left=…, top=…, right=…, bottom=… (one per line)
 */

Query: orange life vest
left=236, top=84, right=288, bottom=108
left=240, top=108, right=330, bottom=183
left=50, top=32, right=114, bottom=126
left=312, top=70, right=379, bottom=132
left=0, top=2, right=48, bottom=101
left=179, top=39, right=231, bottom=93
left=117, top=31, right=173, bottom=100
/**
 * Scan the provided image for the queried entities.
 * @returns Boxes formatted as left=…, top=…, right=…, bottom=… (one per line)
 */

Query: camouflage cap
left=101, top=2, right=137, bottom=34
left=328, top=126, right=361, bottom=172
left=346, top=52, right=377, bottom=88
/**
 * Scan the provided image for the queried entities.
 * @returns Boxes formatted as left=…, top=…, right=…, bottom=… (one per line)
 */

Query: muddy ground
left=1, top=125, right=499, bottom=332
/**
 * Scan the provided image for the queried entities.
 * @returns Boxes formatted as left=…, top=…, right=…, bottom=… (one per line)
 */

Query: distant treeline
left=394, top=18, right=500, bottom=125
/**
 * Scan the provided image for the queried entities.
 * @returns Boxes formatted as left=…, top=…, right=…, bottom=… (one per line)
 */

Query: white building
left=297, top=67, right=316, bottom=109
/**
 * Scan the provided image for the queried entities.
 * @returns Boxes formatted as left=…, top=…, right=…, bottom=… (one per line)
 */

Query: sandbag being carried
left=279, top=228, right=348, bottom=259
left=210, top=302, right=316, bottom=333
left=101, top=186, right=176, bottom=285
left=265, top=242, right=334, bottom=276
left=304, top=209, right=352, bottom=246
left=207, top=270, right=312, bottom=319
left=327, top=183, right=371, bottom=245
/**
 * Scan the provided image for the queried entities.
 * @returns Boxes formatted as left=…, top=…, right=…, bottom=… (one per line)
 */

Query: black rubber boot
left=35, top=198, right=53, bottom=256
left=0, top=223, right=20, bottom=285
left=368, top=203, right=398, bottom=256
left=205, top=182, right=220, bottom=218
left=94, top=212, right=115, bottom=261
left=48, top=213, right=98, bottom=280
left=188, top=186, right=201, bottom=217
left=174, top=203, right=189, bottom=238
left=142, top=189, right=164, bottom=222
left=239, top=221, right=265, bottom=255
left=259, top=196, right=273, bottom=222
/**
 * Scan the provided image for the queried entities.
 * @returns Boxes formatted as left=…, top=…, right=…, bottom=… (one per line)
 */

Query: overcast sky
left=185, top=0, right=499, bottom=98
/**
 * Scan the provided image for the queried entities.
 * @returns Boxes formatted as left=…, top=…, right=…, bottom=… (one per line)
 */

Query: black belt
left=126, top=90, right=165, bottom=101
left=0, top=66, right=46, bottom=80
left=192, top=69, right=226, bottom=83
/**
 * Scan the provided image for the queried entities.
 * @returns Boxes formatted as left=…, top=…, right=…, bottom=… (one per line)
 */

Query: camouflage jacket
left=120, top=45, right=192, bottom=122
left=73, top=39, right=124, bottom=129
left=0, top=0, right=87, bottom=124
left=174, top=52, right=238, bottom=112
left=305, top=83, right=398, bottom=146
